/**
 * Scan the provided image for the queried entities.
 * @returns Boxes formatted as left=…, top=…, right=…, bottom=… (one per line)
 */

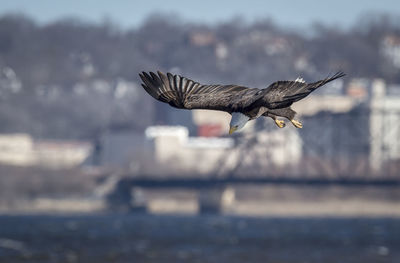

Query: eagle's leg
left=290, top=119, right=303, bottom=128
left=263, top=112, right=285, bottom=128
left=275, top=119, right=286, bottom=128
left=268, top=107, right=303, bottom=128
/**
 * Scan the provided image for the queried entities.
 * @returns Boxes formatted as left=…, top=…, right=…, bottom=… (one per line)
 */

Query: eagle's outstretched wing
left=261, top=71, right=346, bottom=108
left=139, top=71, right=262, bottom=113
left=140, top=71, right=346, bottom=113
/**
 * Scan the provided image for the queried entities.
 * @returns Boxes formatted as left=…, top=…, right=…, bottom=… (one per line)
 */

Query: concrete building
left=0, top=133, right=92, bottom=168
left=298, top=78, right=400, bottom=174
left=0, top=134, right=35, bottom=166
left=294, top=78, right=400, bottom=176
left=145, top=126, right=235, bottom=174
left=369, top=79, right=400, bottom=171
left=33, top=140, right=92, bottom=169
left=144, top=125, right=301, bottom=175
left=381, top=35, right=400, bottom=69
left=97, top=130, right=153, bottom=171
left=98, top=125, right=302, bottom=175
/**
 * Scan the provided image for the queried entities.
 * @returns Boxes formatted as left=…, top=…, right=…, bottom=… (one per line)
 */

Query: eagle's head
left=229, top=112, right=250, bottom=134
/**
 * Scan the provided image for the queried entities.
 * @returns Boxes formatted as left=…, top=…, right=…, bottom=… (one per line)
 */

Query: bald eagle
left=139, top=71, right=345, bottom=134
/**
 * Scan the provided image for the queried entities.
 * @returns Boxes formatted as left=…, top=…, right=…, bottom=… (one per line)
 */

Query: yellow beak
left=229, top=126, right=238, bottom=135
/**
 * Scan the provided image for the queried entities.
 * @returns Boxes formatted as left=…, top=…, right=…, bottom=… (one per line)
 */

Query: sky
left=0, top=0, right=399, bottom=29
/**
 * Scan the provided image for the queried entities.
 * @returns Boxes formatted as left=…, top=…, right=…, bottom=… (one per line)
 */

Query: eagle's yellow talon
left=291, top=119, right=303, bottom=128
left=275, top=119, right=286, bottom=128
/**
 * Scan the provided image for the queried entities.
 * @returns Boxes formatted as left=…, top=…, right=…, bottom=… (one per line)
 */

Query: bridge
left=105, top=176, right=400, bottom=214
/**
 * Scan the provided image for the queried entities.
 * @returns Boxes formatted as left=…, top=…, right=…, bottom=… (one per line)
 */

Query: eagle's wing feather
left=140, top=71, right=262, bottom=113
left=140, top=71, right=346, bottom=113
left=262, top=71, right=345, bottom=109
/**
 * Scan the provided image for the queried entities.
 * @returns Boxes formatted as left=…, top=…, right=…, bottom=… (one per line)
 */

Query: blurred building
left=0, top=134, right=34, bottom=166
left=293, top=95, right=357, bottom=116
left=0, top=66, right=22, bottom=95
left=33, top=139, right=92, bottom=168
left=381, top=35, right=400, bottom=69
left=0, top=134, right=92, bottom=168
left=192, top=110, right=231, bottom=136
left=145, top=126, right=234, bottom=174
left=293, top=78, right=400, bottom=175
left=346, top=78, right=370, bottom=99
left=189, top=31, right=216, bottom=47
left=145, top=126, right=301, bottom=175
left=98, top=125, right=302, bottom=175
left=97, top=130, right=151, bottom=170
left=369, top=79, right=400, bottom=171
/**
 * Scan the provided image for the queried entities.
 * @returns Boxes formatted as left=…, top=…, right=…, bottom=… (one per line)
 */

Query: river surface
left=0, top=214, right=399, bottom=263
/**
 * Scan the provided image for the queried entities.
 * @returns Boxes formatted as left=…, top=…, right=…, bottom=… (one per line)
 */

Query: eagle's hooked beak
left=229, top=126, right=238, bottom=135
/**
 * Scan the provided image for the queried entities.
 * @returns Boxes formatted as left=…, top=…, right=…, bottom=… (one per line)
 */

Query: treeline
left=0, top=13, right=399, bottom=139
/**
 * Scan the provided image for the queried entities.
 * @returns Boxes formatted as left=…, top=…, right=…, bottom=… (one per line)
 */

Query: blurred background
left=0, top=0, right=400, bottom=262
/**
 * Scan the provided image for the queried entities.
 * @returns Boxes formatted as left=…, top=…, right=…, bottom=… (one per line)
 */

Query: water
left=0, top=214, right=399, bottom=263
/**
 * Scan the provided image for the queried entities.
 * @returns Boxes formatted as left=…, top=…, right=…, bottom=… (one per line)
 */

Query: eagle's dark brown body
left=139, top=71, right=345, bottom=129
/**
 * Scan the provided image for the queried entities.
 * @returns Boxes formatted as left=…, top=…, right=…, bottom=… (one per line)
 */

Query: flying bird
left=139, top=71, right=345, bottom=134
